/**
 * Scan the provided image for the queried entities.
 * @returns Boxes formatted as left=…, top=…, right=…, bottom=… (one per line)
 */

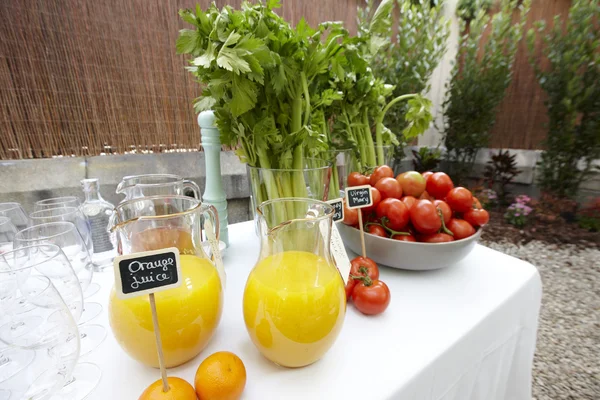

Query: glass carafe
left=115, top=174, right=201, bottom=202
left=108, top=195, right=222, bottom=368
left=243, top=198, right=346, bottom=368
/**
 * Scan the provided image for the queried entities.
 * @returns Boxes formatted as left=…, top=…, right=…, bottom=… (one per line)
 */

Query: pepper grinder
left=198, top=110, right=229, bottom=247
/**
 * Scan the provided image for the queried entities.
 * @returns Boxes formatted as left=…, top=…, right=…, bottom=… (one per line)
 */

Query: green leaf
left=179, top=9, right=198, bottom=27
left=230, top=75, right=257, bottom=117
left=194, top=96, right=217, bottom=113
left=176, top=29, right=199, bottom=54
left=217, top=47, right=252, bottom=74
left=192, top=42, right=216, bottom=68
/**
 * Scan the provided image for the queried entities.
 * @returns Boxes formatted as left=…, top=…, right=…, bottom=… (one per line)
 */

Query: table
left=86, top=221, right=542, bottom=400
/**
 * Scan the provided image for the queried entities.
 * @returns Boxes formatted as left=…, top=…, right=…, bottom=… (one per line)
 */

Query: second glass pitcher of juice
left=243, top=198, right=346, bottom=368
left=116, top=174, right=201, bottom=201
left=108, top=195, right=223, bottom=368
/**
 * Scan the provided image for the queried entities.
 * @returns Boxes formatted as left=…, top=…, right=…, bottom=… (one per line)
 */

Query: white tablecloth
left=86, top=221, right=541, bottom=400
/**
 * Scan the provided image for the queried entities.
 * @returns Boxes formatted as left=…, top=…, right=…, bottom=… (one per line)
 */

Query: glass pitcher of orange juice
left=108, top=195, right=223, bottom=368
left=243, top=198, right=346, bottom=368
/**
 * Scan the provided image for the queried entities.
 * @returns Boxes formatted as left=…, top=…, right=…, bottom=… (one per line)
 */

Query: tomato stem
left=350, top=271, right=373, bottom=287
left=380, top=218, right=411, bottom=236
left=437, top=209, right=454, bottom=236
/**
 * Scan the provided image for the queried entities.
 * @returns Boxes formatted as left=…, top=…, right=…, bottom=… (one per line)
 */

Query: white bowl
left=337, top=222, right=482, bottom=271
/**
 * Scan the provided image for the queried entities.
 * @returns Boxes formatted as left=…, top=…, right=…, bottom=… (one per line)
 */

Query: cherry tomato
left=401, top=196, right=417, bottom=210
left=446, top=219, right=476, bottom=240
left=375, top=177, right=402, bottom=200
left=433, top=200, right=452, bottom=224
left=426, top=172, right=454, bottom=199
left=392, top=234, right=417, bottom=242
left=396, top=171, right=426, bottom=197
left=445, top=187, right=473, bottom=213
left=363, top=187, right=382, bottom=213
left=348, top=172, right=369, bottom=187
left=376, top=198, right=410, bottom=231
left=352, top=279, right=391, bottom=315
left=350, top=256, right=379, bottom=281
left=345, top=278, right=356, bottom=300
left=409, top=199, right=442, bottom=234
left=422, top=171, right=434, bottom=180
left=369, top=165, right=394, bottom=186
left=419, top=233, right=455, bottom=243
left=367, top=224, right=387, bottom=237
left=472, top=197, right=482, bottom=209
left=419, top=191, right=434, bottom=201
left=342, top=202, right=358, bottom=226
left=464, top=208, right=490, bottom=227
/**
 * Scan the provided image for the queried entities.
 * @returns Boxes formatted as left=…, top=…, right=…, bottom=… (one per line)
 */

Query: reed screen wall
left=0, top=0, right=359, bottom=159
left=0, top=0, right=572, bottom=159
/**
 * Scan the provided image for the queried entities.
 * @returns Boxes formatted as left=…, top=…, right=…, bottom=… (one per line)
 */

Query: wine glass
left=1, top=245, right=102, bottom=399
left=34, top=197, right=81, bottom=212
left=29, top=207, right=98, bottom=275
left=14, top=223, right=103, bottom=324
left=0, top=202, right=30, bottom=232
left=0, top=217, right=17, bottom=254
left=0, top=273, right=79, bottom=400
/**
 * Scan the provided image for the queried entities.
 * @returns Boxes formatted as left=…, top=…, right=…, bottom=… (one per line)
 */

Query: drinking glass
left=0, top=217, right=17, bottom=254
left=0, top=202, right=30, bottom=231
left=1, top=245, right=103, bottom=399
left=0, top=273, right=79, bottom=400
left=34, top=196, right=81, bottom=212
left=29, top=207, right=96, bottom=272
left=14, top=223, right=102, bottom=323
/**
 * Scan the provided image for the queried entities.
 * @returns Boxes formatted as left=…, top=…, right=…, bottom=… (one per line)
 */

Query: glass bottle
left=243, top=198, right=346, bottom=368
left=80, top=178, right=116, bottom=270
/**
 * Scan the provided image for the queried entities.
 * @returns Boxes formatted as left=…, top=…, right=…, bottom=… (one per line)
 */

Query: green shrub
left=456, top=0, right=493, bottom=21
left=412, top=147, right=442, bottom=172
left=527, top=0, right=600, bottom=198
left=484, top=149, right=521, bottom=205
left=443, top=0, right=530, bottom=185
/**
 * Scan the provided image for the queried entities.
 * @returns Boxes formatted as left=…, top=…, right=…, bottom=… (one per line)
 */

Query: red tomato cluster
left=345, top=256, right=390, bottom=316
left=342, top=167, right=489, bottom=242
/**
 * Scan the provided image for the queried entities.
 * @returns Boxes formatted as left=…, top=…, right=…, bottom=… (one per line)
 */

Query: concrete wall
left=0, top=151, right=252, bottom=224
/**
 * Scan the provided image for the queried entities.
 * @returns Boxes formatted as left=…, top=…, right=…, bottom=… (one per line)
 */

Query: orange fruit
left=194, top=351, right=246, bottom=400
left=139, top=377, right=197, bottom=400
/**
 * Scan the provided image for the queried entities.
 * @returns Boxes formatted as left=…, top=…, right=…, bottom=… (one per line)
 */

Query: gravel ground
left=480, top=239, right=600, bottom=400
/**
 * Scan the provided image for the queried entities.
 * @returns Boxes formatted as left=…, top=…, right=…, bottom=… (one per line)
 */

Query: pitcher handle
left=203, top=204, right=220, bottom=243
left=184, top=179, right=202, bottom=200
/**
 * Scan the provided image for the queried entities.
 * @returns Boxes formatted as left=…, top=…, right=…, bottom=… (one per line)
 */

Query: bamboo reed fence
left=0, top=0, right=359, bottom=159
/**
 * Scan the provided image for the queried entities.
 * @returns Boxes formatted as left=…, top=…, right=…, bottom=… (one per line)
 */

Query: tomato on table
left=422, top=171, right=434, bottom=180
left=446, top=219, right=476, bottom=240
left=409, top=199, right=442, bottom=234
left=348, top=172, right=369, bottom=187
left=345, top=278, right=356, bottom=300
left=350, top=256, right=379, bottom=281
left=464, top=208, right=489, bottom=227
left=445, top=187, right=473, bottom=213
left=376, top=198, right=410, bottom=231
left=369, top=165, right=394, bottom=186
left=426, top=172, right=454, bottom=199
left=352, top=279, right=391, bottom=315
left=472, top=197, right=483, bottom=209
left=419, top=191, right=434, bottom=201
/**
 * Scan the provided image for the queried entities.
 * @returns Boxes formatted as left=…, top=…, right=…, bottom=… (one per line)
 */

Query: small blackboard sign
left=345, top=185, right=373, bottom=209
left=327, top=198, right=344, bottom=222
left=113, top=247, right=182, bottom=299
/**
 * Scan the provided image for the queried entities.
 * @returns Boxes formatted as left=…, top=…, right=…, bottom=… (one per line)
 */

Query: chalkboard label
left=345, top=185, right=373, bottom=209
left=113, top=247, right=182, bottom=299
left=327, top=198, right=344, bottom=222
